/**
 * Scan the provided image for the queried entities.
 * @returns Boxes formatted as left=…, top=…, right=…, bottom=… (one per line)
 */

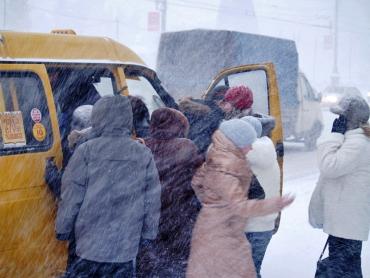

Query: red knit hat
left=224, top=86, right=253, bottom=110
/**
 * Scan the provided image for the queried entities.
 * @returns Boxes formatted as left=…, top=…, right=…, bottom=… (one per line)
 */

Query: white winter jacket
left=309, top=128, right=370, bottom=241
left=245, top=136, right=280, bottom=232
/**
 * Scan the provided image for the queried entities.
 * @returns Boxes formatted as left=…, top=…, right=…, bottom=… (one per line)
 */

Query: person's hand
left=136, top=137, right=146, bottom=145
left=141, top=239, right=152, bottom=246
left=331, top=115, right=347, bottom=134
left=68, top=129, right=84, bottom=149
left=267, top=194, right=295, bottom=212
left=178, top=96, right=192, bottom=102
left=256, top=194, right=295, bottom=215
left=45, top=158, right=58, bottom=179
left=56, top=232, right=70, bottom=241
left=45, top=157, right=56, bottom=168
left=139, top=238, right=153, bottom=250
left=239, top=194, right=295, bottom=218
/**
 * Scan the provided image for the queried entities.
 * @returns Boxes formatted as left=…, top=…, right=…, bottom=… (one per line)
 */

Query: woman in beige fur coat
left=187, top=119, right=294, bottom=278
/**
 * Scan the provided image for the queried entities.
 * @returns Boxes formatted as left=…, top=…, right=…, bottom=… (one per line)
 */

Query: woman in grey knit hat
left=309, top=94, right=370, bottom=277
left=187, top=119, right=294, bottom=278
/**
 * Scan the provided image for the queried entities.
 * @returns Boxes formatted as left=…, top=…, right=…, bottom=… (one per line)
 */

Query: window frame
left=0, top=70, right=54, bottom=156
left=212, top=68, right=270, bottom=115
left=122, top=64, right=178, bottom=110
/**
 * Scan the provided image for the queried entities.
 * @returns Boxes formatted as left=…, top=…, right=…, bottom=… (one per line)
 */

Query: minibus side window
left=46, top=66, right=116, bottom=166
left=125, top=76, right=165, bottom=115
left=301, top=76, right=315, bottom=100
left=0, top=72, right=52, bottom=155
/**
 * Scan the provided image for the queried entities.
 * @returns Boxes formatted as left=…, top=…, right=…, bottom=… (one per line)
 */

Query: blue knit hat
left=219, top=119, right=257, bottom=149
left=241, top=116, right=262, bottom=138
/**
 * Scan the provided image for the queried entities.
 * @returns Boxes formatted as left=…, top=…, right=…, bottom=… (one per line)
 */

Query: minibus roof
left=0, top=31, right=145, bottom=65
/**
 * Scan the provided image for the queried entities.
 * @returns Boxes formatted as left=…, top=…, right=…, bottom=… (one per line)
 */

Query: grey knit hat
left=330, top=94, right=370, bottom=124
left=219, top=119, right=257, bottom=149
left=241, top=116, right=262, bottom=138
left=71, top=105, right=93, bottom=131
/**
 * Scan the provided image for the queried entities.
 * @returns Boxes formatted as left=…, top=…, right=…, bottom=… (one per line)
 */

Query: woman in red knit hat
left=220, top=85, right=254, bottom=119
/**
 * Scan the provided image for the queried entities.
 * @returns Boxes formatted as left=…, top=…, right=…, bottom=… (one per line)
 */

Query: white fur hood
left=247, top=136, right=277, bottom=170
left=245, top=136, right=280, bottom=232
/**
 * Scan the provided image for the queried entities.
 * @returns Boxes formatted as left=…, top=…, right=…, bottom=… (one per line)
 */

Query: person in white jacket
left=241, top=116, right=280, bottom=278
left=309, top=94, right=370, bottom=277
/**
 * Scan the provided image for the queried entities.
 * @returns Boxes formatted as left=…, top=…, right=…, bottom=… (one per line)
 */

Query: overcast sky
left=1, top=0, right=369, bottom=92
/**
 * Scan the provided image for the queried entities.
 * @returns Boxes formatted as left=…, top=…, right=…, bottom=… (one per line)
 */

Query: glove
left=140, top=239, right=152, bottom=248
left=56, top=232, right=70, bottom=241
left=45, top=158, right=62, bottom=198
left=331, top=115, right=347, bottom=134
left=45, top=159, right=58, bottom=179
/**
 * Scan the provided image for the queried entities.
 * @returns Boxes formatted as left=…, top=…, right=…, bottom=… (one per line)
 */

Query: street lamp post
left=331, top=0, right=339, bottom=86
left=156, top=0, right=167, bottom=33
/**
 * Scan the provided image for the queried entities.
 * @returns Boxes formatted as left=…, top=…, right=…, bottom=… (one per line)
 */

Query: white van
left=284, top=72, right=323, bottom=149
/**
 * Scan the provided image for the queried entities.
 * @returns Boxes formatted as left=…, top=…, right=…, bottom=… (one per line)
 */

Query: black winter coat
left=179, top=98, right=225, bottom=154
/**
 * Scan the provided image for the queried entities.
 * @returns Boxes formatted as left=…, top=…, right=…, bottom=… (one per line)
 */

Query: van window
left=93, top=76, right=115, bottom=97
left=126, top=76, right=165, bottom=114
left=48, top=67, right=116, bottom=101
left=299, top=75, right=315, bottom=100
left=0, top=72, right=52, bottom=155
left=47, top=66, right=115, bottom=165
left=213, top=70, right=269, bottom=115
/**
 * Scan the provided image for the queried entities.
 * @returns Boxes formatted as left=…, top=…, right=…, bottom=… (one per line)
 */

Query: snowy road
left=262, top=109, right=370, bottom=277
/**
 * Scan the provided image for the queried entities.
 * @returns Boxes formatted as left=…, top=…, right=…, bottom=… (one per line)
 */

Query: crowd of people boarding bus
left=47, top=84, right=370, bottom=278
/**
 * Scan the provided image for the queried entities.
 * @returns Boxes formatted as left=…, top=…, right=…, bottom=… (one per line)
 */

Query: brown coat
left=137, top=108, right=203, bottom=277
left=187, top=131, right=282, bottom=278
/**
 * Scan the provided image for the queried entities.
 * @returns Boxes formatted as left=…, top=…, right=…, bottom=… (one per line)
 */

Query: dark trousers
left=246, top=230, right=273, bottom=278
left=64, top=231, right=77, bottom=274
left=66, top=257, right=134, bottom=278
left=328, top=235, right=362, bottom=278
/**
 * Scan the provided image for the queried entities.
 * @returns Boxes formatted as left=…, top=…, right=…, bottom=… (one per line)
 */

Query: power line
left=27, top=4, right=114, bottom=23
left=151, top=0, right=333, bottom=29
left=26, top=1, right=370, bottom=34
left=146, top=0, right=370, bottom=33
left=26, top=3, right=151, bottom=34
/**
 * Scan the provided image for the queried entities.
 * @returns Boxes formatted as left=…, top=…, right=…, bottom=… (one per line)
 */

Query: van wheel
left=304, top=121, right=323, bottom=150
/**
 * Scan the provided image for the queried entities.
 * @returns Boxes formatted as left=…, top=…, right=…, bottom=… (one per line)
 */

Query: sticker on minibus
left=32, top=123, right=46, bottom=142
left=0, top=111, right=27, bottom=147
left=31, top=108, right=42, bottom=123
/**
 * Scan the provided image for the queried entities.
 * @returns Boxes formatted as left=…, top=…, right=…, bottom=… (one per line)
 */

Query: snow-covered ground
left=262, top=108, right=370, bottom=277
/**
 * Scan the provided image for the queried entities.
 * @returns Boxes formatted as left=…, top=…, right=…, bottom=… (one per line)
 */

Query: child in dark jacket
left=45, top=105, right=93, bottom=274
left=45, top=105, right=93, bottom=198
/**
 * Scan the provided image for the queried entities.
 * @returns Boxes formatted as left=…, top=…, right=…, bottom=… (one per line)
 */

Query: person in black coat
left=127, top=95, right=150, bottom=138
left=178, top=85, right=228, bottom=154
